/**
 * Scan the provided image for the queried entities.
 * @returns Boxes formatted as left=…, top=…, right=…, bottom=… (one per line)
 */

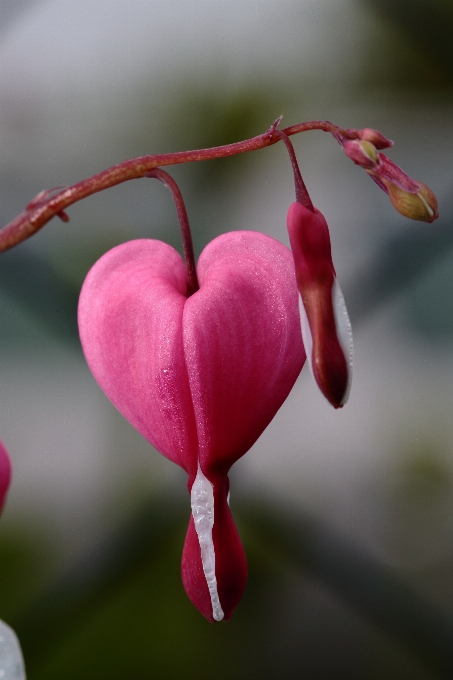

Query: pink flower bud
left=367, top=154, right=439, bottom=223
left=287, top=203, right=353, bottom=409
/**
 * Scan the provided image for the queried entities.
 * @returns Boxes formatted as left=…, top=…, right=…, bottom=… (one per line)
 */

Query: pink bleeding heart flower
left=78, top=230, right=305, bottom=621
left=0, top=441, right=12, bottom=513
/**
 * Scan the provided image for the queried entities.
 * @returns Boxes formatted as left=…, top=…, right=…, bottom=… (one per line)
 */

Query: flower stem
left=275, top=130, right=314, bottom=212
left=0, top=120, right=356, bottom=253
left=146, top=169, right=199, bottom=296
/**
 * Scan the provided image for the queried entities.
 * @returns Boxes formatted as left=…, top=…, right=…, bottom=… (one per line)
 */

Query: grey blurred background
left=0, top=1, right=452, bottom=678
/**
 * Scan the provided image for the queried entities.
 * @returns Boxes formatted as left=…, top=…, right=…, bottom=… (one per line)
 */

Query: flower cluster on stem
left=0, top=117, right=439, bottom=623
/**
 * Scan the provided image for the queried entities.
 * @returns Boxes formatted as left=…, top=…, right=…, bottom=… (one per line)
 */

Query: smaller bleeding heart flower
left=276, top=130, right=353, bottom=409
left=287, top=203, right=353, bottom=408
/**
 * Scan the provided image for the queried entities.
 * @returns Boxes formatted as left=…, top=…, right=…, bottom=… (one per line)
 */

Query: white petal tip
left=0, top=620, right=26, bottom=680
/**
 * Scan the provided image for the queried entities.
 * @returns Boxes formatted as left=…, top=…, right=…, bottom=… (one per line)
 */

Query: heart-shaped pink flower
left=78, top=230, right=305, bottom=621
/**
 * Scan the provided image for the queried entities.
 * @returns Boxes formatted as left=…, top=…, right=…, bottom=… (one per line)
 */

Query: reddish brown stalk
left=0, top=120, right=357, bottom=253
left=275, top=130, right=314, bottom=212
left=146, top=168, right=199, bottom=296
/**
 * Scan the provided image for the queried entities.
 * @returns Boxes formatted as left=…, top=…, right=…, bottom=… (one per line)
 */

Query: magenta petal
left=0, top=441, right=11, bottom=512
left=78, top=239, right=199, bottom=473
left=287, top=203, right=352, bottom=408
left=184, top=231, right=305, bottom=479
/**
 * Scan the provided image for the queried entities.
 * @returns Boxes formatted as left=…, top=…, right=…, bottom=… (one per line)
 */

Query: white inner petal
left=0, top=620, right=26, bottom=680
left=298, top=296, right=314, bottom=380
left=190, top=466, right=224, bottom=621
left=332, top=278, right=354, bottom=405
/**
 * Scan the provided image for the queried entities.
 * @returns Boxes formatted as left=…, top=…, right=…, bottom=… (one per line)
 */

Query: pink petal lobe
left=78, top=240, right=199, bottom=474
left=181, top=476, right=247, bottom=622
left=183, top=231, right=305, bottom=478
left=0, top=441, right=11, bottom=512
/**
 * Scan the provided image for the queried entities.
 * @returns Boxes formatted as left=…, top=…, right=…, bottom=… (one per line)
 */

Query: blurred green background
left=1, top=1, right=453, bottom=678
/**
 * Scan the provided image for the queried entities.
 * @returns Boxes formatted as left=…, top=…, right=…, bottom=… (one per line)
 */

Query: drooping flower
left=275, top=129, right=353, bottom=409
left=78, top=231, right=305, bottom=621
left=283, top=123, right=438, bottom=409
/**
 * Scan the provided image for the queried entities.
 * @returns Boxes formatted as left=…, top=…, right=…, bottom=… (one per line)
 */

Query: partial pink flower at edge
left=0, top=441, right=12, bottom=513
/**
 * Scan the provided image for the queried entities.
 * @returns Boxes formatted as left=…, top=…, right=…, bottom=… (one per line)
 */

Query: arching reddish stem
left=275, top=130, right=314, bottom=212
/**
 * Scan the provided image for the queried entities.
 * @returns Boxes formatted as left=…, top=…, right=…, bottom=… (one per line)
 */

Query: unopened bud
left=359, top=128, right=393, bottom=150
left=343, top=140, right=378, bottom=169
left=384, top=180, right=439, bottom=223
left=365, top=153, right=439, bottom=223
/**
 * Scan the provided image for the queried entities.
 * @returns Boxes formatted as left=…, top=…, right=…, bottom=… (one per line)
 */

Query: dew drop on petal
left=0, top=621, right=26, bottom=680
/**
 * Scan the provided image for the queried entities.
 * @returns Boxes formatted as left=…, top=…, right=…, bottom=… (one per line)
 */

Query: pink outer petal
left=181, top=476, right=247, bottom=622
left=184, top=231, right=305, bottom=481
left=0, top=441, right=12, bottom=512
left=287, top=203, right=349, bottom=408
left=79, top=233, right=304, bottom=478
left=78, top=240, right=199, bottom=473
